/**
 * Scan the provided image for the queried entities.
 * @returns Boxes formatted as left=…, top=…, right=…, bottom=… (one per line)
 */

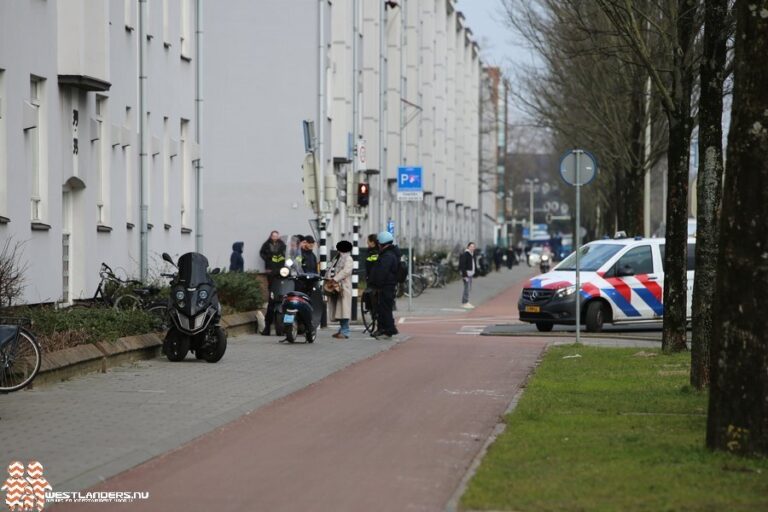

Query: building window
left=95, top=95, right=109, bottom=225
left=26, top=76, right=46, bottom=223
left=125, top=106, right=134, bottom=226
left=180, top=118, right=190, bottom=228
left=163, top=116, right=170, bottom=227
left=180, top=0, right=192, bottom=59
left=0, top=69, right=7, bottom=220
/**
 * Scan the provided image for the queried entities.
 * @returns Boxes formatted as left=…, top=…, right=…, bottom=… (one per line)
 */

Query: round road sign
left=559, top=150, right=598, bottom=186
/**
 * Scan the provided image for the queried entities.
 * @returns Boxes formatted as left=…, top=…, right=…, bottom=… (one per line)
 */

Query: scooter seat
left=285, top=291, right=310, bottom=301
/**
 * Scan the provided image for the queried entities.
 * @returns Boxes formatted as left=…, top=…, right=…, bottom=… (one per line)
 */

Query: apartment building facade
left=203, top=0, right=491, bottom=270
left=0, top=0, right=200, bottom=304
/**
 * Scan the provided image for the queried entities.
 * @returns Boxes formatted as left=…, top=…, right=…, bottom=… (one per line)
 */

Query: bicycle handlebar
left=161, top=273, right=176, bottom=278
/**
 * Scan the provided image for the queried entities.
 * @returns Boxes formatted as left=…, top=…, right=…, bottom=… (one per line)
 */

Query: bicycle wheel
left=361, top=292, right=377, bottom=334
left=114, top=294, right=140, bottom=311
left=0, top=329, right=42, bottom=393
left=411, top=275, right=427, bottom=298
left=145, top=303, right=170, bottom=330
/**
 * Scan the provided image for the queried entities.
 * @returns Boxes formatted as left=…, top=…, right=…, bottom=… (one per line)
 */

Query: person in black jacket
left=367, top=231, right=400, bottom=338
left=298, top=235, right=318, bottom=274
left=229, top=241, right=244, bottom=272
left=259, top=231, right=287, bottom=336
left=364, top=234, right=379, bottom=277
left=458, top=242, right=477, bottom=309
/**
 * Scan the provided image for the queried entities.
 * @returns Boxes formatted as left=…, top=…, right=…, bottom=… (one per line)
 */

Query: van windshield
left=556, top=244, right=623, bottom=271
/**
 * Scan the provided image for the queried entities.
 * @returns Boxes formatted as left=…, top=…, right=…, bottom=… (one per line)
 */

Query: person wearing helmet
left=367, top=231, right=401, bottom=338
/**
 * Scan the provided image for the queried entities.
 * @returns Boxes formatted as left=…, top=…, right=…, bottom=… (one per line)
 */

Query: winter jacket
left=368, top=244, right=401, bottom=288
left=326, top=252, right=353, bottom=321
left=364, top=247, right=379, bottom=277
left=458, top=250, right=477, bottom=278
left=229, top=242, right=244, bottom=272
left=259, top=238, right=287, bottom=275
left=299, top=248, right=318, bottom=274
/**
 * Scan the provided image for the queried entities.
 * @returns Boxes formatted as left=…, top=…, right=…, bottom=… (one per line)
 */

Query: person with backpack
left=367, top=231, right=401, bottom=338
left=459, top=242, right=477, bottom=309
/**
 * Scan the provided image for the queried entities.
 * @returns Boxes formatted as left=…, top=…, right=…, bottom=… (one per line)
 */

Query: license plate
left=283, top=314, right=295, bottom=323
left=525, top=305, right=541, bottom=313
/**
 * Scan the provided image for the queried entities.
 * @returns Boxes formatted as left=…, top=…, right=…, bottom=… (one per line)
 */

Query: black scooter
left=275, top=259, right=325, bottom=343
left=161, top=252, right=227, bottom=363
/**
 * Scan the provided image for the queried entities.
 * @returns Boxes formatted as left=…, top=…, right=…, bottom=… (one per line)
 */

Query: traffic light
left=357, top=182, right=370, bottom=207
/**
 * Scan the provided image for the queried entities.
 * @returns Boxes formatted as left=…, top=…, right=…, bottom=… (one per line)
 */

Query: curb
left=30, top=309, right=265, bottom=390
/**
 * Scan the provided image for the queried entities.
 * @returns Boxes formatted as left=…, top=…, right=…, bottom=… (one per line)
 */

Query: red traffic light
left=357, top=183, right=370, bottom=207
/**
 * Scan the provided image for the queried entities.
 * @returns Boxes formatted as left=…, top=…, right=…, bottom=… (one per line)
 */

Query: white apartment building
left=0, top=0, right=200, bottom=304
left=203, top=0, right=491, bottom=270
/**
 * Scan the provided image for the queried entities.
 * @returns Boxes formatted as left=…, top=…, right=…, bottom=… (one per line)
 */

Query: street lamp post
left=524, top=178, right=539, bottom=238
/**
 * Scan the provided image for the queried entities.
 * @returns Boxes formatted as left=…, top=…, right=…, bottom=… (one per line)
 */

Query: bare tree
left=0, top=237, right=29, bottom=308
left=690, top=0, right=731, bottom=389
left=706, top=0, right=768, bottom=456
left=593, top=0, right=701, bottom=353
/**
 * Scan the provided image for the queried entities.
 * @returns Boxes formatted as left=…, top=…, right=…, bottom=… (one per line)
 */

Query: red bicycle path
left=59, top=277, right=546, bottom=512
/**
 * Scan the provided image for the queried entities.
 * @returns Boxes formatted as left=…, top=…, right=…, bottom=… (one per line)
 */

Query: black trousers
left=376, top=285, right=397, bottom=334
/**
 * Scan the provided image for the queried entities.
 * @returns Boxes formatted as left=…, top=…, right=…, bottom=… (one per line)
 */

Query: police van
left=518, top=235, right=696, bottom=332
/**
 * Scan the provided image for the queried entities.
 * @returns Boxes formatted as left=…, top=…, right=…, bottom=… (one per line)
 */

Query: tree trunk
left=690, top=0, right=728, bottom=390
left=706, top=0, right=768, bottom=456
left=661, top=0, right=697, bottom=353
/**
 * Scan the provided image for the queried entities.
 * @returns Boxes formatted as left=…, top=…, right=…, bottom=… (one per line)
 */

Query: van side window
left=687, top=243, right=696, bottom=271
left=616, top=246, right=654, bottom=275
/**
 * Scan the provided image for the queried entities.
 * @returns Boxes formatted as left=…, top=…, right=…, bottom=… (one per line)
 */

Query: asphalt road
left=56, top=272, right=546, bottom=512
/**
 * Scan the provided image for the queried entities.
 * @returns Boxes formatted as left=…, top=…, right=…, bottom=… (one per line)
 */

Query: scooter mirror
left=211, top=268, right=221, bottom=275
left=162, top=252, right=175, bottom=265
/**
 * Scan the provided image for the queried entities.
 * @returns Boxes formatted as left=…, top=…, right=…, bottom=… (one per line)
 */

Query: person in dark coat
left=299, top=235, right=318, bottom=274
left=364, top=234, right=379, bottom=277
left=458, top=242, right=477, bottom=309
left=259, top=230, right=287, bottom=275
left=367, top=231, right=400, bottom=338
left=259, top=231, right=287, bottom=336
left=494, top=246, right=503, bottom=271
left=229, top=242, right=244, bottom=272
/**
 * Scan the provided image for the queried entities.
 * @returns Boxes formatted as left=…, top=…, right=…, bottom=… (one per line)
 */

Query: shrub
left=7, top=307, right=165, bottom=352
left=212, top=271, right=264, bottom=313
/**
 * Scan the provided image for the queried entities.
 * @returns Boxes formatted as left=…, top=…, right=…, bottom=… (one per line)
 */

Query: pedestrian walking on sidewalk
left=368, top=232, right=400, bottom=338
left=326, top=240, right=354, bottom=339
left=459, top=242, right=477, bottom=309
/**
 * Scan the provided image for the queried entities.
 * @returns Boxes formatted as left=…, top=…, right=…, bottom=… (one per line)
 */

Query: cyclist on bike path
left=367, top=232, right=400, bottom=338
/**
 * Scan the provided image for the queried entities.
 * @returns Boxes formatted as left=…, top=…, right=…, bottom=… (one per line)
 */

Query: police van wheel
left=535, top=322, right=553, bottom=332
left=585, top=301, right=605, bottom=333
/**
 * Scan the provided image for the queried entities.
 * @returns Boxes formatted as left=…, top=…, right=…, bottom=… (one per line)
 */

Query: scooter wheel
left=203, top=327, right=227, bottom=363
left=164, top=331, right=189, bottom=362
left=285, top=322, right=298, bottom=343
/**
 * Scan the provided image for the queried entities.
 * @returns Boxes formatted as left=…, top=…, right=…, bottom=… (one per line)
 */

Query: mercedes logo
left=530, top=291, right=538, bottom=300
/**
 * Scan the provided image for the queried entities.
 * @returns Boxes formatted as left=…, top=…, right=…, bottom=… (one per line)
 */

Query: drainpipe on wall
left=195, top=0, right=204, bottom=253
left=139, top=0, right=149, bottom=281
left=317, top=0, right=326, bottom=218
left=378, top=0, right=386, bottom=231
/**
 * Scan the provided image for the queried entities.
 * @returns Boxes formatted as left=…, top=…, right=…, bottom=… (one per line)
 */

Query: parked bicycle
left=70, top=262, right=169, bottom=327
left=0, top=317, right=42, bottom=393
left=396, top=273, right=427, bottom=298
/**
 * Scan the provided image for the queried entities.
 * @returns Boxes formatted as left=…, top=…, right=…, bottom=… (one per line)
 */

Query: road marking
left=456, top=325, right=486, bottom=335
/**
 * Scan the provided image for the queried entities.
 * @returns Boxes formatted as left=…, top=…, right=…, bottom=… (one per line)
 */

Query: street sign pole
left=397, top=166, right=423, bottom=312
left=408, top=202, right=413, bottom=312
left=559, top=149, right=597, bottom=347
left=575, top=150, right=581, bottom=345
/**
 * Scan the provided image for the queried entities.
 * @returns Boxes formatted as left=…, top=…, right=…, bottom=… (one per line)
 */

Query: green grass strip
left=461, top=345, right=768, bottom=512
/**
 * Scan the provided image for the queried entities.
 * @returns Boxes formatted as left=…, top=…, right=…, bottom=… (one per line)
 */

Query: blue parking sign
left=397, top=166, right=423, bottom=201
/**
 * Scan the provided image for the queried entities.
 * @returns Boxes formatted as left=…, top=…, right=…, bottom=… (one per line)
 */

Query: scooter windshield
left=176, top=252, right=212, bottom=287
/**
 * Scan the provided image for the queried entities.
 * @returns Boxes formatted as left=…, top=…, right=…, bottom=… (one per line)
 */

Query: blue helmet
left=377, top=231, right=394, bottom=244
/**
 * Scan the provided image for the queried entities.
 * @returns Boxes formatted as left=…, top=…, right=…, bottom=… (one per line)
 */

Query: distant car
left=527, top=247, right=543, bottom=267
